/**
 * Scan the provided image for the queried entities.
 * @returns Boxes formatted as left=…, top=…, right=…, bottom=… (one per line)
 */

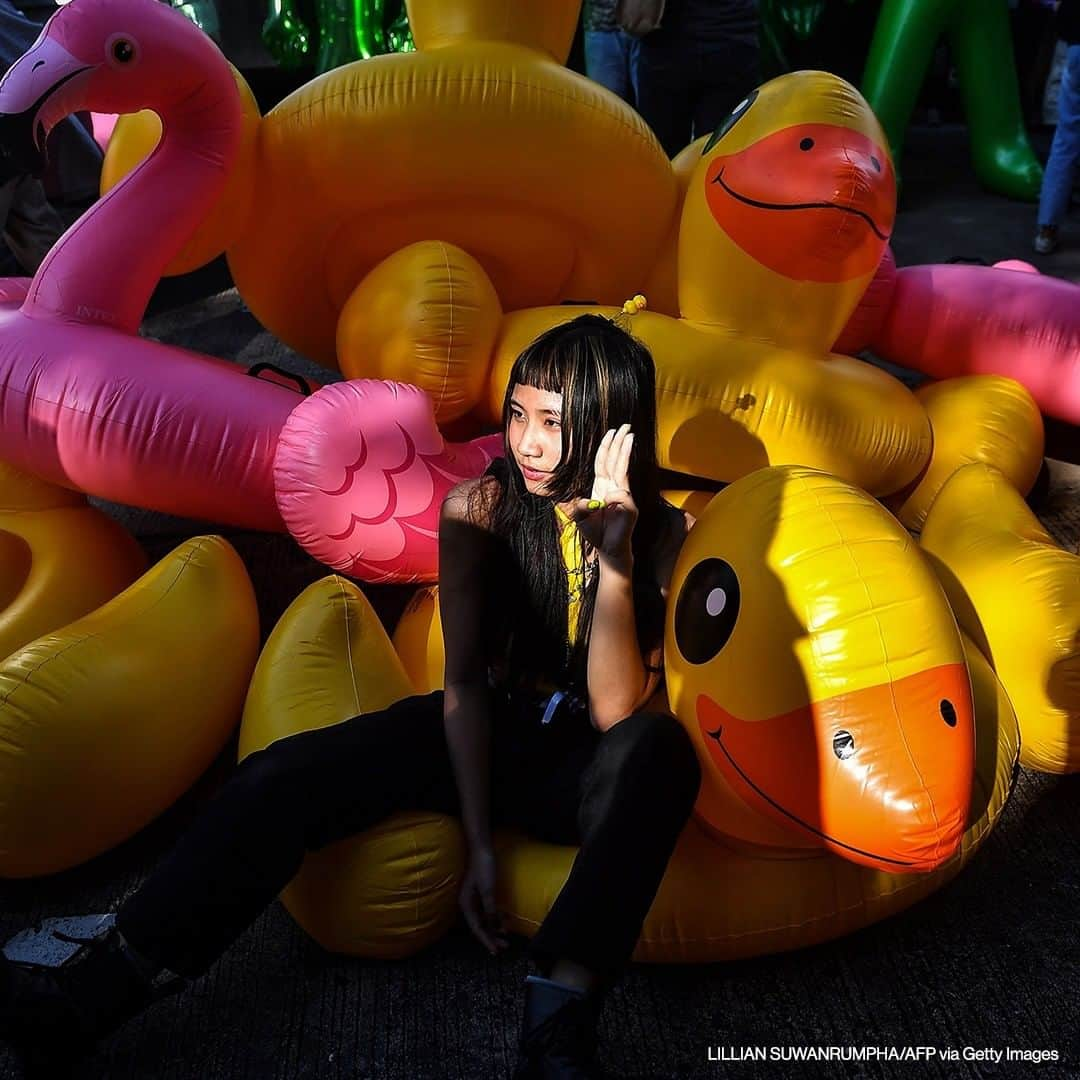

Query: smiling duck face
left=664, top=466, right=975, bottom=875
left=678, top=71, right=896, bottom=349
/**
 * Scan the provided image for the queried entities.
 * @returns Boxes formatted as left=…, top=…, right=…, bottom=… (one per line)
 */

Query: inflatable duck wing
left=921, top=463, right=1080, bottom=774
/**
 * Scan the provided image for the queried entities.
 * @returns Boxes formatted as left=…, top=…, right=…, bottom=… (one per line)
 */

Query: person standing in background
left=584, top=0, right=641, bottom=105
left=631, top=0, right=761, bottom=157
left=1035, top=0, right=1080, bottom=254
left=0, top=0, right=103, bottom=274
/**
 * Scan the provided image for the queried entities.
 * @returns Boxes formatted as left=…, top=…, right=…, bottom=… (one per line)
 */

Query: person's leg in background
left=692, top=36, right=761, bottom=142
left=1036, top=43, right=1080, bottom=253
left=635, top=35, right=697, bottom=156
left=3, top=175, right=70, bottom=274
left=585, top=28, right=634, bottom=102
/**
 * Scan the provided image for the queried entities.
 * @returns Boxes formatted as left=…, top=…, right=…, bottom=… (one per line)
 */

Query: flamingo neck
left=23, top=72, right=240, bottom=333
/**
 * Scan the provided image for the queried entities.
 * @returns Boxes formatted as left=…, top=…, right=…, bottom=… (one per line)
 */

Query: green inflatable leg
left=862, top=0, right=1044, bottom=201
left=354, top=0, right=388, bottom=60
left=948, top=0, right=1043, bottom=200
left=861, top=0, right=949, bottom=172
left=263, top=0, right=313, bottom=70
left=316, top=0, right=360, bottom=73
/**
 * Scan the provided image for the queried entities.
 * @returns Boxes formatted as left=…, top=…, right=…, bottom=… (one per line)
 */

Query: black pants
left=636, top=35, right=761, bottom=158
left=117, top=692, right=701, bottom=979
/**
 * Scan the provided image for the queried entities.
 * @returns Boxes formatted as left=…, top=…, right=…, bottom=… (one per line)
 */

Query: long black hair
left=472, top=313, right=670, bottom=694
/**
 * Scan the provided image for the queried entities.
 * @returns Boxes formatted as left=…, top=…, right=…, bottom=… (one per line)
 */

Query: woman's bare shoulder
left=442, top=475, right=501, bottom=529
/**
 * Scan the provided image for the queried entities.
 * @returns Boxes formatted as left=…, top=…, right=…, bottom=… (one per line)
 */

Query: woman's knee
left=224, top=742, right=310, bottom=816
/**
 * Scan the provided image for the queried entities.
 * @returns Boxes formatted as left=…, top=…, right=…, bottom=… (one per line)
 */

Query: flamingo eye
left=113, top=40, right=134, bottom=63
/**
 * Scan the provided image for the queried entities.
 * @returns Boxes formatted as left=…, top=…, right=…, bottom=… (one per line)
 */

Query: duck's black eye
left=870, top=155, right=882, bottom=173
left=702, top=89, right=759, bottom=155
left=799, top=137, right=814, bottom=151
left=112, top=39, right=135, bottom=63
left=940, top=699, right=957, bottom=727
left=674, top=558, right=740, bottom=665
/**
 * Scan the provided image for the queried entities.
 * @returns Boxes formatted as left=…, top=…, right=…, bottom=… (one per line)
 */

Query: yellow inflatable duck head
left=406, top=0, right=580, bottom=61
left=679, top=71, right=895, bottom=351
left=665, top=466, right=974, bottom=874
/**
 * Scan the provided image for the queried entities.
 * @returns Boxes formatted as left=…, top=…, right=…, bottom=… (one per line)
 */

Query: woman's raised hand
left=459, top=845, right=509, bottom=956
left=570, top=424, right=638, bottom=565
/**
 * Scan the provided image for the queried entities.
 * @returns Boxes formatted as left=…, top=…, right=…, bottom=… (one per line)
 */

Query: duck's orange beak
left=704, top=123, right=895, bottom=283
left=696, top=661, right=973, bottom=873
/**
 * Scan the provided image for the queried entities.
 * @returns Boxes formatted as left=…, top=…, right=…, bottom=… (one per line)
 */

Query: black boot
left=0, top=925, right=183, bottom=1072
left=513, top=975, right=605, bottom=1080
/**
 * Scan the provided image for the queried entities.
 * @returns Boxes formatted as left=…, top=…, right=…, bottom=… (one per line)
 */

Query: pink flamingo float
left=837, top=249, right=1080, bottom=426
left=0, top=0, right=498, bottom=583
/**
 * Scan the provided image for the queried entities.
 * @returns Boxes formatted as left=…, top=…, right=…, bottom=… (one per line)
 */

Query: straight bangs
left=502, top=316, right=626, bottom=505
left=487, top=313, right=669, bottom=693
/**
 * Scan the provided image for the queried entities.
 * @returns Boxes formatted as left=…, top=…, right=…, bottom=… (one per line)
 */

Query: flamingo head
left=0, top=0, right=228, bottom=174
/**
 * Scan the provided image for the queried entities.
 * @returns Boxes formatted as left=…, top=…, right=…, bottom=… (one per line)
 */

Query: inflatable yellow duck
left=344, top=71, right=933, bottom=494
left=238, top=466, right=1018, bottom=961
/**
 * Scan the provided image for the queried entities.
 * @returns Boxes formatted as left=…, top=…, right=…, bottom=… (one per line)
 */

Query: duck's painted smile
left=693, top=657, right=973, bottom=873
left=703, top=122, right=896, bottom=283
left=711, top=168, right=891, bottom=243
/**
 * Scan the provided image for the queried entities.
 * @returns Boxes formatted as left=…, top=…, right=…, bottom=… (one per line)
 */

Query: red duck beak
left=704, top=123, right=896, bottom=283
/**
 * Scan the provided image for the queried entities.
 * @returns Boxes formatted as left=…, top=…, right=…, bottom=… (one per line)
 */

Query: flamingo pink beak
left=0, top=36, right=92, bottom=174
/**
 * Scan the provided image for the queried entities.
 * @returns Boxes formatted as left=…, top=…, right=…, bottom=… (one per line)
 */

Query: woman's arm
left=587, top=552, right=651, bottom=731
left=587, top=504, right=694, bottom=731
left=439, top=479, right=497, bottom=852
left=439, top=478, right=509, bottom=955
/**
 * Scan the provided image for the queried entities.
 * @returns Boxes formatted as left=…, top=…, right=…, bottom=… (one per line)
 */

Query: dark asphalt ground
left=1, top=123, right=1079, bottom=1080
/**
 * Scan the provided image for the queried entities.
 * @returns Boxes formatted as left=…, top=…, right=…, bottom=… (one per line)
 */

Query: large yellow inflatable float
left=108, top=0, right=679, bottom=368
left=921, top=463, right=1080, bottom=774
left=239, top=464, right=1017, bottom=961
left=0, top=536, right=259, bottom=878
left=239, top=576, right=464, bottom=959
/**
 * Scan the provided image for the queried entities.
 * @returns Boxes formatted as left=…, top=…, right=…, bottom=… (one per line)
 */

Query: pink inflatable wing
left=868, top=264, right=1080, bottom=424
left=275, top=380, right=503, bottom=584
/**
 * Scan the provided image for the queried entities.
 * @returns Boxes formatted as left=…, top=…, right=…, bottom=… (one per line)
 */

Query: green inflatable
left=263, top=0, right=414, bottom=74
left=863, top=0, right=1042, bottom=201
left=760, top=0, right=1042, bottom=201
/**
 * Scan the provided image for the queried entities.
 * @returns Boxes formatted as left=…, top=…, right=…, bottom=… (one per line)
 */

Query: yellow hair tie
left=621, top=293, right=648, bottom=315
